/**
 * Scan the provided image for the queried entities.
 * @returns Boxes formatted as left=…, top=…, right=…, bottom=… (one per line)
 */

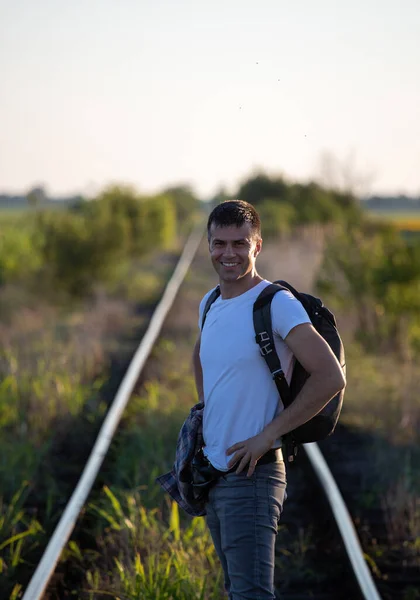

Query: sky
left=0, top=0, right=419, bottom=200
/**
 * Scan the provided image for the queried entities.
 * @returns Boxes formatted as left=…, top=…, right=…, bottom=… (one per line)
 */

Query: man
left=193, top=199, right=346, bottom=599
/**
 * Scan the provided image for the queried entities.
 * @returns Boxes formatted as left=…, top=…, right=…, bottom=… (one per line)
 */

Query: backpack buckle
left=272, top=368, right=285, bottom=381
left=283, top=436, right=298, bottom=463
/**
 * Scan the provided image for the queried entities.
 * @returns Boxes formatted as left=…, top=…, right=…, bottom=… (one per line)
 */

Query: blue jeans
left=206, top=460, right=287, bottom=599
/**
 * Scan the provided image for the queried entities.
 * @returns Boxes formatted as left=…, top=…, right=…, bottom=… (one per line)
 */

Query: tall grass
left=0, top=243, right=181, bottom=597
left=75, top=336, right=224, bottom=598
left=84, top=490, right=222, bottom=599
left=0, top=484, right=43, bottom=587
left=339, top=341, right=420, bottom=571
left=0, top=322, right=223, bottom=598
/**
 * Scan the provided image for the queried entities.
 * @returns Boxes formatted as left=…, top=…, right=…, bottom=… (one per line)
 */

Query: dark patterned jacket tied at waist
left=156, top=401, right=207, bottom=517
left=157, top=403, right=282, bottom=516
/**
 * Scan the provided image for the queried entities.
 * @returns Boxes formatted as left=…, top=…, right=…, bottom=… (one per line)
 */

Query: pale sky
left=1, top=0, right=419, bottom=199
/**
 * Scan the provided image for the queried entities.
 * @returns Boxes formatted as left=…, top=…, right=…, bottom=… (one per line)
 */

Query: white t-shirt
left=198, top=280, right=311, bottom=470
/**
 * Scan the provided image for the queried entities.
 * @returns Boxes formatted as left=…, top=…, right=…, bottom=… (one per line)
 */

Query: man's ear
left=254, top=238, right=262, bottom=256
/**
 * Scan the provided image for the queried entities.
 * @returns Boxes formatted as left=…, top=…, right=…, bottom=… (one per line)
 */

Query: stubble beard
left=215, top=261, right=254, bottom=284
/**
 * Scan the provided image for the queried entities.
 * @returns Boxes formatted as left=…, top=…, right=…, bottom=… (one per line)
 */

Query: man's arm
left=192, top=333, right=204, bottom=403
left=263, top=322, right=345, bottom=441
left=227, top=323, right=346, bottom=475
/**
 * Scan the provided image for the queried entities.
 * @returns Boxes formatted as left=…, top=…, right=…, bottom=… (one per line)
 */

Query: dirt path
left=258, top=228, right=325, bottom=291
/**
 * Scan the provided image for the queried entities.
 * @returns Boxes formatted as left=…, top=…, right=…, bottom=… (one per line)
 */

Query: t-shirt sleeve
left=271, top=289, right=311, bottom=340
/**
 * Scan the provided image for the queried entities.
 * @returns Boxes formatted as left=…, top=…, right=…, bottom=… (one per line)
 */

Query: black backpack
left=201, top=280, right=346, bottom=462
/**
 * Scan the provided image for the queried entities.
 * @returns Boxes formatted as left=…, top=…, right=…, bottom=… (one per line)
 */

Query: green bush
left=235, top=173, right=361, bottom=226
left=0, top=221, right=42, bottom=285
left=82, top=186, right=177, bottom=257
left=289, top=183, right=343, bottom=224
left=33, top=186, right=177, bottom=297
left=258, top=199, right=296, bottom=238
left=36, top=211, right=124, bottom=297
left=142, top=193, right=177, bottom=251
left=238, top=173, right=290, bottom=206
left=163, top=186, right=201, bottom=232
left=316, top=222, right=420, bottom=358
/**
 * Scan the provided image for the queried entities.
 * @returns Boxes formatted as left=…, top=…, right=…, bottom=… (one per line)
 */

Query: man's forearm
left=192, top=339, right=204, bottom=402
left=264, top=370, right=345, bottom=442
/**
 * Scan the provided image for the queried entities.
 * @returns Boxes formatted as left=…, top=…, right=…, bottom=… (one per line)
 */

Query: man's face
left=208, top=223, right=262, bottom=283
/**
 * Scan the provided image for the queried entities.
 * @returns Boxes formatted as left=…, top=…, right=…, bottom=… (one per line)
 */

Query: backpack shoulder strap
left=253, top=283, right=293, bottom=407
left=201, top=286, right=221, bottom=330
left=274, top=279, right=300, bottom=300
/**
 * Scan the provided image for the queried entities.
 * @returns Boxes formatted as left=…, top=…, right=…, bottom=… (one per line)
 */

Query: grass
left=83, top=491, right=222, bottom=599
left=0, top=484, right=43, bottom=586
left=0, top=210, right=29, bottom=222
left=342, top=342, right=420, bottom=444
left=0, top=243, right=187, bottom=598
left=76, top=332, right=225, bottom=598
left=45, top=243, right=225, bottom=598
left=34, top=328, right=225, bottom=599
left=326, top=332, right=420, bottom=588
left=366, top=209, right=420, bottom=232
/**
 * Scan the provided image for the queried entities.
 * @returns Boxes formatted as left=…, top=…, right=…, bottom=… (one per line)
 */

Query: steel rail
left=304, top=442, right=382, bottom=600
left=22, top=223, right=205, bottom=600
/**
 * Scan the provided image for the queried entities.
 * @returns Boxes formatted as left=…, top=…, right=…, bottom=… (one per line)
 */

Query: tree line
left=2, top=172, right=419, bottom=359
left=0, top=185, right=199, bottom=298
left=226, top=172, right=420, bottom=360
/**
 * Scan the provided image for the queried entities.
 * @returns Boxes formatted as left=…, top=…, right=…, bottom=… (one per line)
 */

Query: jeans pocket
left=222, top=470, right=256, bottom=486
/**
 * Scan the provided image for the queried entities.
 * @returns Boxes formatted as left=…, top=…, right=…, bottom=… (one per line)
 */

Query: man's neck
left=219, top=273, right=264, bottom=299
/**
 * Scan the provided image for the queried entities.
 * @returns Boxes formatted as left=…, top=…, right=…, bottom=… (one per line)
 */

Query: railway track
left=275, top=439, right=370, bottom=600
left=318, top=429, right=420, bottom=600
left=17, top=227, right=402, bottom=600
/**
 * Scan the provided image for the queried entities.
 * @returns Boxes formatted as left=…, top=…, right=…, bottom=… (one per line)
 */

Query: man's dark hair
left=207, top=200, right=261, bottom=240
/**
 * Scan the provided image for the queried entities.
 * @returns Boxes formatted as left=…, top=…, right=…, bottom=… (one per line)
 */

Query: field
left=0, top=203, right=419, bottom=598
left=366, top=209, right=420, bottom=232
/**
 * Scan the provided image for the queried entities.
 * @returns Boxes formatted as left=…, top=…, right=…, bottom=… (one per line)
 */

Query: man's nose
left=223, top=244, right=236, bottom=256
